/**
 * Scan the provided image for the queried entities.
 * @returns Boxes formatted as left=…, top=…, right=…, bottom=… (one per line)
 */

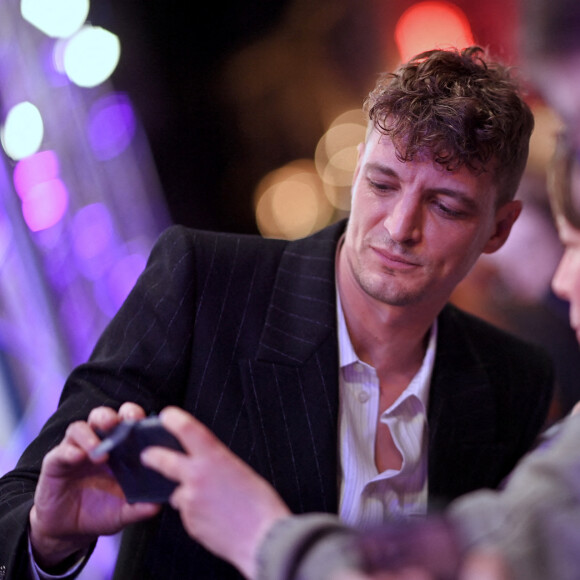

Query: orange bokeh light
left=395, top=1, right=474, bottom=62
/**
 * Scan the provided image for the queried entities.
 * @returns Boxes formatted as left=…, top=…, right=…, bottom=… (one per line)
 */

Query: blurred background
left=1, top=0, right=578, bottom=577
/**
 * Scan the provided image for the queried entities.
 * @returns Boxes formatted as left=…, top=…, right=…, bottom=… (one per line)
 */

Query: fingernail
left=140, top=449, right=152, bottom=465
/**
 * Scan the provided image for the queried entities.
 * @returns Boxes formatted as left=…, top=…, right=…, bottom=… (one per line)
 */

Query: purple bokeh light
left=87, top=93, right=136, bottom=161
left=13, top=150, right=59, bottom=200
left=93, top=252, right=146, bottom=317
left=22, top=179, right=69, bottom=232
left=13, top=151, right=68, bottom=231
left=72, top=203, right=115, bottom=279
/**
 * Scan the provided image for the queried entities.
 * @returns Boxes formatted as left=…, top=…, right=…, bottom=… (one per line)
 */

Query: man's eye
left=434, top=201, right=467, bottom=219
left=369, top=181, right=395, bottom=193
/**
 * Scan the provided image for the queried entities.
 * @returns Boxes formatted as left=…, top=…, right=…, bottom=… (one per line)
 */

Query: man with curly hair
left=0, top=47, right=552, bottom=580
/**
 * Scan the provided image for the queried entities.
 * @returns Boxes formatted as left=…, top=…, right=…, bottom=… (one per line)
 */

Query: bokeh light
left=61, top=26, right=121, bottom=88
left=13, top=149, right=58, bottom=198
left=87, top=93, right=136, bottom=160
left=21, top=179, right=69, bottom=232
left=254, top=160, right=333, bottom=239
left=107, top=253, right=147, bottom=309
left=71, top=203, right=115, bottom=279
left=253, top=109, right=368, bottom=239
left=21, top=0, right=89, bottom=39
left=394, top=1, right=474, bottom=62
left=94, top=252, right=147, bottom=317
left=13, top=150, right=68, bottom=231
left=0, top=211, right=13, bottom=267
left=314, top=109, right=366, bottom=211
left=1, top=102, right=44, bottom=161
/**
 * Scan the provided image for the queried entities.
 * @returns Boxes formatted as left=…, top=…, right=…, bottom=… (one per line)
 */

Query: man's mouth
left=371, top=246, right=420, bottom=271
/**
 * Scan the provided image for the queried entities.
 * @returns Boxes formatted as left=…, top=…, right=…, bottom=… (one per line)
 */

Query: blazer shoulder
left=154, top=224, right=287, bottom=256
left=148, top=225, right=289, bottom=280
left=436, top=302, right=555, bottom=421
left=439, top=303, right=553, bottom=373
left=160, top=219, right=347, bottom=248
left=151, top=220, right=346, bottom=278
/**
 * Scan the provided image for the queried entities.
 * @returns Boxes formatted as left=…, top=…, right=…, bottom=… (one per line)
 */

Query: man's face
left=341, top=129, right=520, bottom=311
left=552, top=162, right=580, bottom=344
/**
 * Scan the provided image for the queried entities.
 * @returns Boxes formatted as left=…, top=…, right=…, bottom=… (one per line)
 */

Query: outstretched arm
left=142, top=406, right=292, bottom=578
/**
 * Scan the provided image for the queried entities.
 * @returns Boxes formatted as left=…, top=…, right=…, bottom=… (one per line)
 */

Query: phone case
left=95, top=416, right=184, bottom=503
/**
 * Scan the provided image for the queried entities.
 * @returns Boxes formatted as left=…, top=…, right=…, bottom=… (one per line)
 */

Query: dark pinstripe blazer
left=0, top=219, right=553, bottom=579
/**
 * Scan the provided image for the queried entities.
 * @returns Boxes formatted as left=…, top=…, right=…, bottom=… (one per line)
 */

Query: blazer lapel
left=241, top=224, right=507, bottom=514
left=427, top=305, right=507, bottom=507
left=240, top=221, right=346, bottom=515
left=255, top=221, right=345, bottom=365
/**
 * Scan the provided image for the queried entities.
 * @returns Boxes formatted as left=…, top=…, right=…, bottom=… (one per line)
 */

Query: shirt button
left=358, top=390, right=370, bottom=404
left=353, top=362, right=364, bottom=373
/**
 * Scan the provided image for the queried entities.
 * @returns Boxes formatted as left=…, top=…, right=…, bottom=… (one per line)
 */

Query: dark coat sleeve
left=0, top=224, right=286, bottom=580
left=0, top=226, right=191, bottom=577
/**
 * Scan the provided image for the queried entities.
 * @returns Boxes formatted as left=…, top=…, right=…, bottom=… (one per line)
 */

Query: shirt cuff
left=255, top=513, right=359, bottom=580
left=28, top=533, right=88, bottom=580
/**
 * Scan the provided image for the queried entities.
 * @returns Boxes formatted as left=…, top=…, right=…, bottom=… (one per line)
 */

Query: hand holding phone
left=93, top=415, right=185, bottom=504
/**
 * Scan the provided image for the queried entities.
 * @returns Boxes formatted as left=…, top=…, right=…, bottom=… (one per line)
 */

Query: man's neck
left=336, top=247, right=439, bottom=379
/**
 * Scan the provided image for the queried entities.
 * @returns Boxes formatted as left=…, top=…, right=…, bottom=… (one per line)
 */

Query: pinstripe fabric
left=0, top=220, right=554, bottom=579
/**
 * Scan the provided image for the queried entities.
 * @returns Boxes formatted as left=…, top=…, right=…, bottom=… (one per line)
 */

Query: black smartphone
left=93, top=415, right=185, bottom=504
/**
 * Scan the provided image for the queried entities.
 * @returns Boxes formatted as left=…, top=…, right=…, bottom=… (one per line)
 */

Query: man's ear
left=482, top=200, right=522, bottom=254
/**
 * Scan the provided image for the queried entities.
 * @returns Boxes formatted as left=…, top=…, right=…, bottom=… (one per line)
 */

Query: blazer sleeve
left=0, top=225, right=201, bottom=579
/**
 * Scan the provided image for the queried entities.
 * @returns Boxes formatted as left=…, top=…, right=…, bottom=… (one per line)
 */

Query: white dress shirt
left=336, top=289, right=437, bottom=528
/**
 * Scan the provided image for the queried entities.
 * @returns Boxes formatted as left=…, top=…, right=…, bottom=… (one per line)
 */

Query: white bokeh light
left=1, top=102, right=44, bottom=161
left=62, top=26, right=121, bottom=88
left=21, top=0, right=90, bottom=39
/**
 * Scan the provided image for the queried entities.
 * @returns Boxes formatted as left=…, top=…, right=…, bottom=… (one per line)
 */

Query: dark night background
left=89, top=0, right=525, bottom=235
left=109, top=0, right=295, bottom=234
left=88, top=0, right=522, bottom=235
left=86, top=0, right=385, bottom=234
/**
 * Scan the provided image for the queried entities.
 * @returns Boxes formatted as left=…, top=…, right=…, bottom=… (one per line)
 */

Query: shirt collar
left=335, top=284, right=438, bottom=407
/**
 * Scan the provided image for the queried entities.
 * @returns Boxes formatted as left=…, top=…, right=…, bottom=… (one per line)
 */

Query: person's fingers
left=40, top=427, right=87, bottom=471
left=140, top=445, right=184, bottom=486
left=62, top=420, right=104, bottom=461
left=86, top=406, right=122, bottom=442
left=459, top=549, right=511, bottom=580
left=119, top=500, right=162, bottom=524
left=159, top=406, right=218, bottom=456
left=118, top=402, right=148, bottom=421
left=86, top=403, right=147, bottom=431
left=139, top=408, right=195, bottom=484
left=85, top=406, right=125, bottom=459
left=85, top=403, right=148, bottom=460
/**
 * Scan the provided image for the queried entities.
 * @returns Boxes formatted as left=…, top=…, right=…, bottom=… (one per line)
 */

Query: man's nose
left=551, top=253, right=573, bottom=303
left=384, top=195, right=422, bottom=244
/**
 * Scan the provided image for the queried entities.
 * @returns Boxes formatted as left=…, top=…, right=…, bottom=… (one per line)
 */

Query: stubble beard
left=354, top=265, right=428, bottom=308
